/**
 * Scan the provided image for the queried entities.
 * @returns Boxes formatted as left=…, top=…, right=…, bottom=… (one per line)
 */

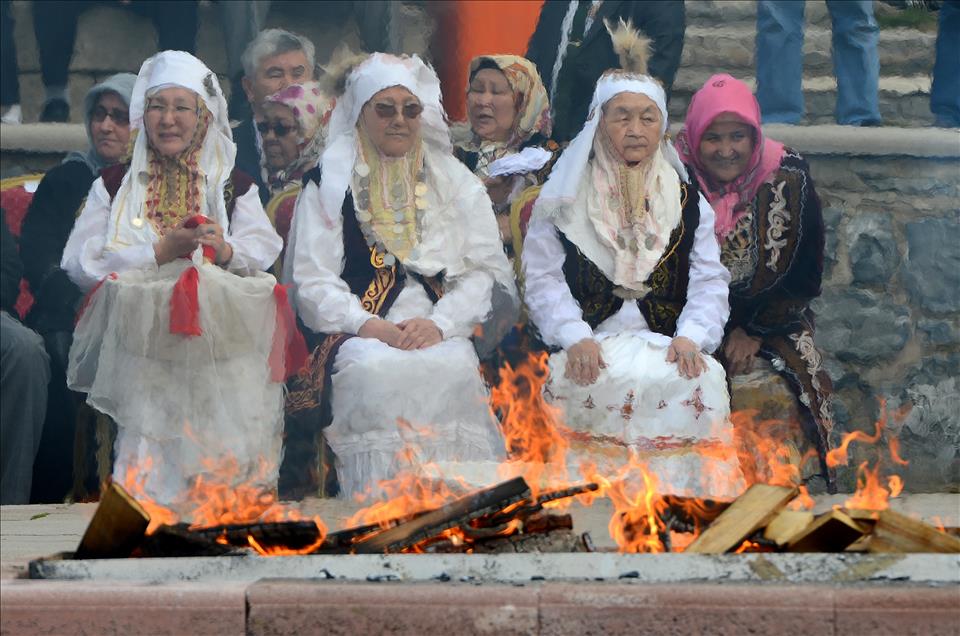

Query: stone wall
left=806, top=151, right=959, bottom=492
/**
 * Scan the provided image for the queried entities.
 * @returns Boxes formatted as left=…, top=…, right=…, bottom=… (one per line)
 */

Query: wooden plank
left=353, top=477, right=531, bottom=554
left=867, top=508, right=960, bottom=554
left=787, top=509, right=866, bottom=552
left=686, top=484, right=798, bottom=554
left=74, top=482, right=150, bottom=559
left=763, top=510, right=815, bottom=546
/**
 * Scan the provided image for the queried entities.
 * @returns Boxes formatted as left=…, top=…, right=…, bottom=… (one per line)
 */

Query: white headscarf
left=107, top=51, right=235, bottom=251
left=316, top=53, right=451, bottom=223
left=532, top=72, right=690, bottom=293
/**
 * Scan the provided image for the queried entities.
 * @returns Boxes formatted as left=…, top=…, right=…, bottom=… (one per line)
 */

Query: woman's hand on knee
left=723, top=327, right=762, bottom=375
left=565, top=338, right=605, bottom=386
left=358, top=317, right=404, bottom=348
left=396, top=318, right=443, bottom=350
left=667, top=336, right=708, bottom=379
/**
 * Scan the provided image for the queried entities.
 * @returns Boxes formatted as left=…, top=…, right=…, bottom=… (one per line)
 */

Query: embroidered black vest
left=557, top=181, right=701, bottom=338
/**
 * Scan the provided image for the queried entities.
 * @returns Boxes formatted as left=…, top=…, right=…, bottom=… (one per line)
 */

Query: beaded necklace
left=352, top=125, right=428, bottom=265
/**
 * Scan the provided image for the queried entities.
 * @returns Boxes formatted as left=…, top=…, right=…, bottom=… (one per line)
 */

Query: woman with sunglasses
left=61, top=51, right=292, bottom=516
left=286, top=53, right=517, bottom=498
left=17, top=73, right=136, bottom=501
left=258, top=81, right=335, bottom=273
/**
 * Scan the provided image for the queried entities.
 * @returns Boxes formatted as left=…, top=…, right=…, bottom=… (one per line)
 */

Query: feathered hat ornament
left=319, top=43, right=369, bottom=96
left=605, top=18, right=651, bottom=76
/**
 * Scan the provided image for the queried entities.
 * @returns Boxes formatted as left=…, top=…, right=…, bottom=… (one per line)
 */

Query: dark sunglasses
left=256, top=121, right=296, bottom=137
left=373, top=102, right=424, bottom=121
left=91, top=106, right=129, bottom=126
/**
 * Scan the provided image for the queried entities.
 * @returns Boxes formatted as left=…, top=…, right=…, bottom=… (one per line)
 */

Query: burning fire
left=114, top=352, right=914, bottom=555
left=121, top=452, right=327, bottom=555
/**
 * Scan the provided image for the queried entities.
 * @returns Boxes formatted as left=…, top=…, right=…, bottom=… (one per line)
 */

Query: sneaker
left=0, top=104, right=22, bottom=124
left=39, top=98, right=70, bottom=123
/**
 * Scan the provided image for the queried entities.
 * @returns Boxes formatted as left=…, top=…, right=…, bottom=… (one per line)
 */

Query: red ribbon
left=269, top=283, right=308, bottom=382
left=182, top=214, right=217, bottom=263
left=169, top=266, right=202, bottom=337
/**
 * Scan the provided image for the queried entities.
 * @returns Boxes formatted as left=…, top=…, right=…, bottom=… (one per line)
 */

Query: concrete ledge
left=0, top=123, right=87, bottom=154
left=666, top=123, right=960, bottom=159
left=27, top=552, right=960, bottom=586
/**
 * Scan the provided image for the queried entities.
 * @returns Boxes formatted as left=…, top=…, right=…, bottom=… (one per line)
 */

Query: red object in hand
left=182, top=215, right=217, bottom=262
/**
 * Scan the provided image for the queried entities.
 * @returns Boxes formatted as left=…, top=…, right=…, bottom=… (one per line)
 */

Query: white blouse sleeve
left=289, top=181, right=375, bottom=335
left=522, top=218, right=594, bottom=350
left=61, top=178, right=156, bottom=292
left=224, top=184, right=283, bottom=275
left=429, top=268, right=494, bottom=339
left=675, top=196, right=731, bottom=353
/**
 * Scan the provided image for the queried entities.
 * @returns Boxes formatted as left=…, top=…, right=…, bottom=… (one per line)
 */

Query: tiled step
left=681, top=25, right=936, bottom=78
left=669, top=72, right=935, bottom=126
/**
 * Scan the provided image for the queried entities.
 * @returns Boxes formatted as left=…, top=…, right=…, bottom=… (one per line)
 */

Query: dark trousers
left=32, top=0, right=198, bottom=89
left=931, top=0, right=960, bottom=125
left=0, top=1, right=18, bottom=106
left=635, top=0, right=686, bottom=100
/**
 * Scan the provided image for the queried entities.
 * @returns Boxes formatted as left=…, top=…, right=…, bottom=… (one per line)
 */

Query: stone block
left=821, top=206, right=844, bottom=277
left=539, top=583, right=835, bottom=636
left=845, top=211, right=900, bottom=286
left=902, top=217, right=960, bottom=313
left=813, top=288, right=911, bottom=363
left=917, top=319, right=959, bottom=346
left=0, top=580, right=247, bottom=636
left=246, top=580, right=540, bottom=636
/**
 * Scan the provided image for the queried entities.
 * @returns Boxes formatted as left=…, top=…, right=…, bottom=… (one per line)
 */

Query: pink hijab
left=675, top=74, right=785, bottom=241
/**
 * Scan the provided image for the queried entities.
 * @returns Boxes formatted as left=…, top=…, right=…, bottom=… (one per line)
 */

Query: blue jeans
left=756, top=0, right=881, bottom=125
left=931, top=0, right=960, bottom=126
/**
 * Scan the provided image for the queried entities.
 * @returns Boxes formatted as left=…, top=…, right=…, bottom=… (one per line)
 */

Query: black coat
left=526, top=0, right=685, bottom=142
left=1, top=208, right=22, bottom=316
left=233, top=117, right=270, bottom=204
left=19, top=161, right=95, bottom=333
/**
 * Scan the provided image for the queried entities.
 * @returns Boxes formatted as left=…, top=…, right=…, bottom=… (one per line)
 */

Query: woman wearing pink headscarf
left=676, top=74, right=837, bottom=493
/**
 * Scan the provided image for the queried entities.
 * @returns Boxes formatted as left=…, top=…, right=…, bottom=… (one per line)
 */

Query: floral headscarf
left=467, top=55, right=551, bottom=148
left=455, top=55, right=552, bottom=177
left=675, top=74, right=786, bottom=241
left=262, top=81, right=335, bottom=190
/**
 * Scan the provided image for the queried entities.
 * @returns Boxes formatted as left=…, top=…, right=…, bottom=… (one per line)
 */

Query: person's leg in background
left=1, top=312, right=50, bottom=504
left=1, top=1, right=21, bottom=124
left=132, top=0, right=199, bottom=54
left=828, top=0, right=881, bottom=125
left=633, top=0, right=686, bottom=102
left=931, top=0, right=960, bottom=127
left=32, top=0, right=89, bottom=122
left=756, top=0, right=806, bottom=124
left=220, top=0, right=271, bottom=121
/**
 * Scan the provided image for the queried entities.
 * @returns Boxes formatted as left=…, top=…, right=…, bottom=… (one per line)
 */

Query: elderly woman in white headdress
left=522, top=24, right=744, bottom=498
left=287, top=53, right=516, bottom=498
left=62, top=51, right=290, bottom=514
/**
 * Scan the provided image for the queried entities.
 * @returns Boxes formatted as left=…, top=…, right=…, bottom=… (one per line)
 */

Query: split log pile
left=70, top=481, right=960, bottom=560
left=683, top=484, right=960, bottom=554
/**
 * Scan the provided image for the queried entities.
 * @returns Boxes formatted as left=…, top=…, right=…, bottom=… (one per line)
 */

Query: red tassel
left=170, top=266, right=202, bottom=336
left=75, top=272, right=117, bottom=325
left=183, top=214, right=217, bottom=262
left=269, top=283, right=308, bottom=382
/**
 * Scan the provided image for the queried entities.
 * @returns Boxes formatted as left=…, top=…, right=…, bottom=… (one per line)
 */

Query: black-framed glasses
left=91, top=106, right=129, bottom=126
left=372, top=102, right=423, bottom=121
left=256, top=121, right=296, bottom=137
